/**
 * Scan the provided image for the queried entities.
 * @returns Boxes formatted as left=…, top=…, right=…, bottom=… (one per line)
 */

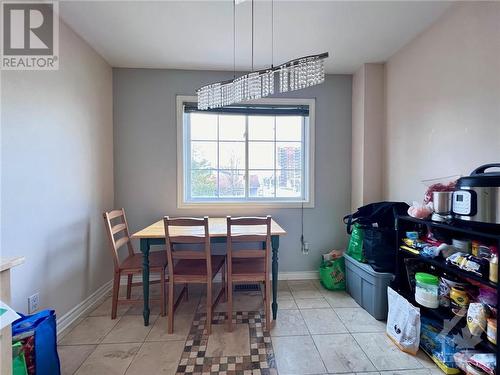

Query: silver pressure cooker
left=452, top=163, right=500, bottom=225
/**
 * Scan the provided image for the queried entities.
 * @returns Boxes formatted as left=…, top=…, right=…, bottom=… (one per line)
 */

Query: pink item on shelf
left=408, top=201, right=433, bottom=219
left=424, top=181, right=457, bottom=204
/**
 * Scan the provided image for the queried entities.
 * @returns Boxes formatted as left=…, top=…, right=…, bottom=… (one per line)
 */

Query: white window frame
left=176, top=95, right=315, bottom=209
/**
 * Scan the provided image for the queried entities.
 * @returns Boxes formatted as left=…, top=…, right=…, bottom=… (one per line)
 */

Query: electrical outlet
left=302, top=241, right=310, bottom=255
left=28, top=293, right=40, bottom=314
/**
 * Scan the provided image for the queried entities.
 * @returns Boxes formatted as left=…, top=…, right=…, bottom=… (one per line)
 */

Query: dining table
left=132, top=217, right=287, bottom=326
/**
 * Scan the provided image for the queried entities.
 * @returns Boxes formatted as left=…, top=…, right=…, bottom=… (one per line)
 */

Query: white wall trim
left=175, top=95, right=316, bottom=209
left=122, top=271, right=319, bottom=284
left=57, top=280, right=112, bottom=336
left=277, top=271, right=319, bottom=280
left=58, top=271, right=318, bottom=335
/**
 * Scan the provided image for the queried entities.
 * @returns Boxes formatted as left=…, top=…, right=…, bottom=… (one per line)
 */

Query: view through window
left=180, top=101, right=312, bottom=205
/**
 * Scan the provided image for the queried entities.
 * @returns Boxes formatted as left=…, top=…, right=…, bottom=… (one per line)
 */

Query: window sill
left=177, top=200, right=314, bottom=209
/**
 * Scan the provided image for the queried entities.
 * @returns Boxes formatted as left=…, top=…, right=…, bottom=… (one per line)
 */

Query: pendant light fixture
left=196, top=0, right=328, bottom=110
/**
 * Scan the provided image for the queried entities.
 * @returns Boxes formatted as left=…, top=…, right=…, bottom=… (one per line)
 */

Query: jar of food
left=415, top=272, right=439, bottom=308
left=489, top=254, right=498, bottom=283
left=472, top=241, right=481, bottom=256
left=439, top=275, right=467, bottom=308
left=451, top=286, right=469, bottom=316
left=453, top=238, right=472, bottom=254
left=487, top=318, right=496, bottom=345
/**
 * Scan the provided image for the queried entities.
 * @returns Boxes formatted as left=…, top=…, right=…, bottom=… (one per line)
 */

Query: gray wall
left=113, top=69, right=351, bottom=273
left=1, top=21, right=114, bottom=315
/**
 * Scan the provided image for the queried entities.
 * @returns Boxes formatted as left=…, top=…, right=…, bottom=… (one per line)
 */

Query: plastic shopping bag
left=12, top=310, right=61, bottom=375
left=386, top=287, right=421, bottom=355
left=12, top=341, right=28, bottom=375
left=346, top=223, right=366, bottom=262
left=319, top=256, right=346, bottom=291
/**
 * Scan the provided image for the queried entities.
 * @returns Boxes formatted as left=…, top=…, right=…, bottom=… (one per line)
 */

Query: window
left=177, top=96, right=315, bottom=207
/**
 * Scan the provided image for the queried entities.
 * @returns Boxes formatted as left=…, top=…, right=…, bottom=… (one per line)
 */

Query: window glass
left=183, top=104, right=310, bottom=204
left=190, top=113, right=217, bottom=140
left=219, top=142, right=245, bottom=169
left=248, top=116, right=274, bottom=140
left=276, top=116, right=302, bottom=141
left=249, top=142, right=275, bottom=169
left=219, top=115, right=246, bottom=141
left=191, top=141, right=217, bottom=169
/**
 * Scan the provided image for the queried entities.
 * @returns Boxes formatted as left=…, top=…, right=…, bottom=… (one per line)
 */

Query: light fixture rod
left=196, top=52, right=329, bottom=91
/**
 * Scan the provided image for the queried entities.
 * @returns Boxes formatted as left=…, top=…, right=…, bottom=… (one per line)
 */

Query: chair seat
left=173, top=255, right=225, bottom=278
left=232, top=258, right=266, bottom=280
left=121, top=251, right=167, bottom=270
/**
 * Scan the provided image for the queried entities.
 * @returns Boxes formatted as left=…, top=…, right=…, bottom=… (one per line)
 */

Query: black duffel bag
left=343, top=201, right=409, bottom=273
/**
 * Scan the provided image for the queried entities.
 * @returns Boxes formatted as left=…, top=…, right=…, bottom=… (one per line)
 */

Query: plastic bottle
left=489, top=253, right=498, bottom=283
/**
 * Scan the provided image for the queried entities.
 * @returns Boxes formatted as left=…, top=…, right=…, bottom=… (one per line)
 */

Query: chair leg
left=206, top=281, right=212, bottom=335
left=111, top=272, right=120, bottom=319
left=265, top=280, right=271, bottom=331
left=168, top=280, right=174, bottom=334
left=126, top=274, right=133, bottom=299
left=227, top=276, right=233, bottom=332
left=221, top=262, right=227, bottom=302
left=184, top=283, right=189, bottom=301
left=160, top=270, right=166, bottom=317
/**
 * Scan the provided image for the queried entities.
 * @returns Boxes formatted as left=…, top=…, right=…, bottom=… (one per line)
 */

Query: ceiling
left=60, top=1, right=451, bottom=74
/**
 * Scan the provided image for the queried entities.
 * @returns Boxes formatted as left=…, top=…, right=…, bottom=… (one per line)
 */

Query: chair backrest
left=103, top=208, right=135, bottom=270
left=226, top=216, right=272, bottom=268
left=163, top=216, right=211, bottom=279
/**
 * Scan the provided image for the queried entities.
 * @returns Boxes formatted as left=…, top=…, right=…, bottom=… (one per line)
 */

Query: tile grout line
left=350, top=332, right=380, bottom=372
left=290, top=281, right=384, bottom=374
left=296, top=303, right=330, bottom=374
left=310, top=332, right=328, bottom=373
left=173, top=298, right=204, bottom=373
left=70, top=345, right=99, bottom=375
left=351, top=332, right=427, bottom=372
left=123, top=340, right=146, bottom=375
left=66, top=304, right=125, bottom=374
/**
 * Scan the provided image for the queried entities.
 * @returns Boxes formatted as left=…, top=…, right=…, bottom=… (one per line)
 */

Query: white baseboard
left=277, top=271, right=319, bottom=280
left=58, top=270, right=318, bottom=335
left=121, top=271, right=319, bottom=284
left=57, top=280, right=112, bottom=336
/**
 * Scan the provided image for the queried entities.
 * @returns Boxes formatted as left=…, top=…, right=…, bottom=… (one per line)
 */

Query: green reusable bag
left=346, top=223, right=366, bottom=262
left=12, top=341, right=28, bottom=375
left=319, top=257, right=346, bottom=291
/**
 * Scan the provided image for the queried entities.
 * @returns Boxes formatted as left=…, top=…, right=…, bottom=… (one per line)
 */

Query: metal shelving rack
left=393, top=215, right=500, bottom=369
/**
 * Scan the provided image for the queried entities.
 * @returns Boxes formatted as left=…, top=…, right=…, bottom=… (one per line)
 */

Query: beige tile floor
left=58, top=280, right=441, bottom=375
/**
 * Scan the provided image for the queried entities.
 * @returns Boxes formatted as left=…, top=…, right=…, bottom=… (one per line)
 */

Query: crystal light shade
left=197, top=52, right=327, bottom=110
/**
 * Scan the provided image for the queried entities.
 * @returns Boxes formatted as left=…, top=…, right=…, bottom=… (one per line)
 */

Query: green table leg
left=271, top=235, right=279, bottom=320
left=140, top=238, right=150, bottom=326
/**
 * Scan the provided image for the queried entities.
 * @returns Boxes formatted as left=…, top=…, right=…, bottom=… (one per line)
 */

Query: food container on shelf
left=486, top=318, right=496, bottom=345
left=433, top=191, right=453, bottom=214
left=454, top=351, right=481, bottom=373
left=489, top=252, right=498, bottom=283
left=466, top=363, right=488, bottom=375
left=450, top=285, right=470, bottom=316
left=415, top=272, right=439, bottom=308
left=438, top=275, right=467, bottom=308
left=452, top=163, right=500, bottom=225
left=452, top=238, right=472, bottom=254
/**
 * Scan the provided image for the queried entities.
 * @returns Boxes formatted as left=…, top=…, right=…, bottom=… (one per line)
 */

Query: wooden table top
left=0, top=256, right=25, bottom=273
left=132, top=217, right=286, bottom=239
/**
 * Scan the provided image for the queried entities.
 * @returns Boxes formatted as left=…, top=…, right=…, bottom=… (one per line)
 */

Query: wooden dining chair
left=226, top=215, right=272, bottom=332
left=103, top=209, right=167, bottom=319
left=164, top=216, right=226, bottom=334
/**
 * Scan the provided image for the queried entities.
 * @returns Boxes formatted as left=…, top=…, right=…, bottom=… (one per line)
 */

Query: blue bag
left=12, top=310, right=61, bottom=375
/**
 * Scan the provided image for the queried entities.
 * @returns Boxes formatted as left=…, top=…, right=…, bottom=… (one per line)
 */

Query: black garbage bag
left=343, top=201, right=409, bottom=234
